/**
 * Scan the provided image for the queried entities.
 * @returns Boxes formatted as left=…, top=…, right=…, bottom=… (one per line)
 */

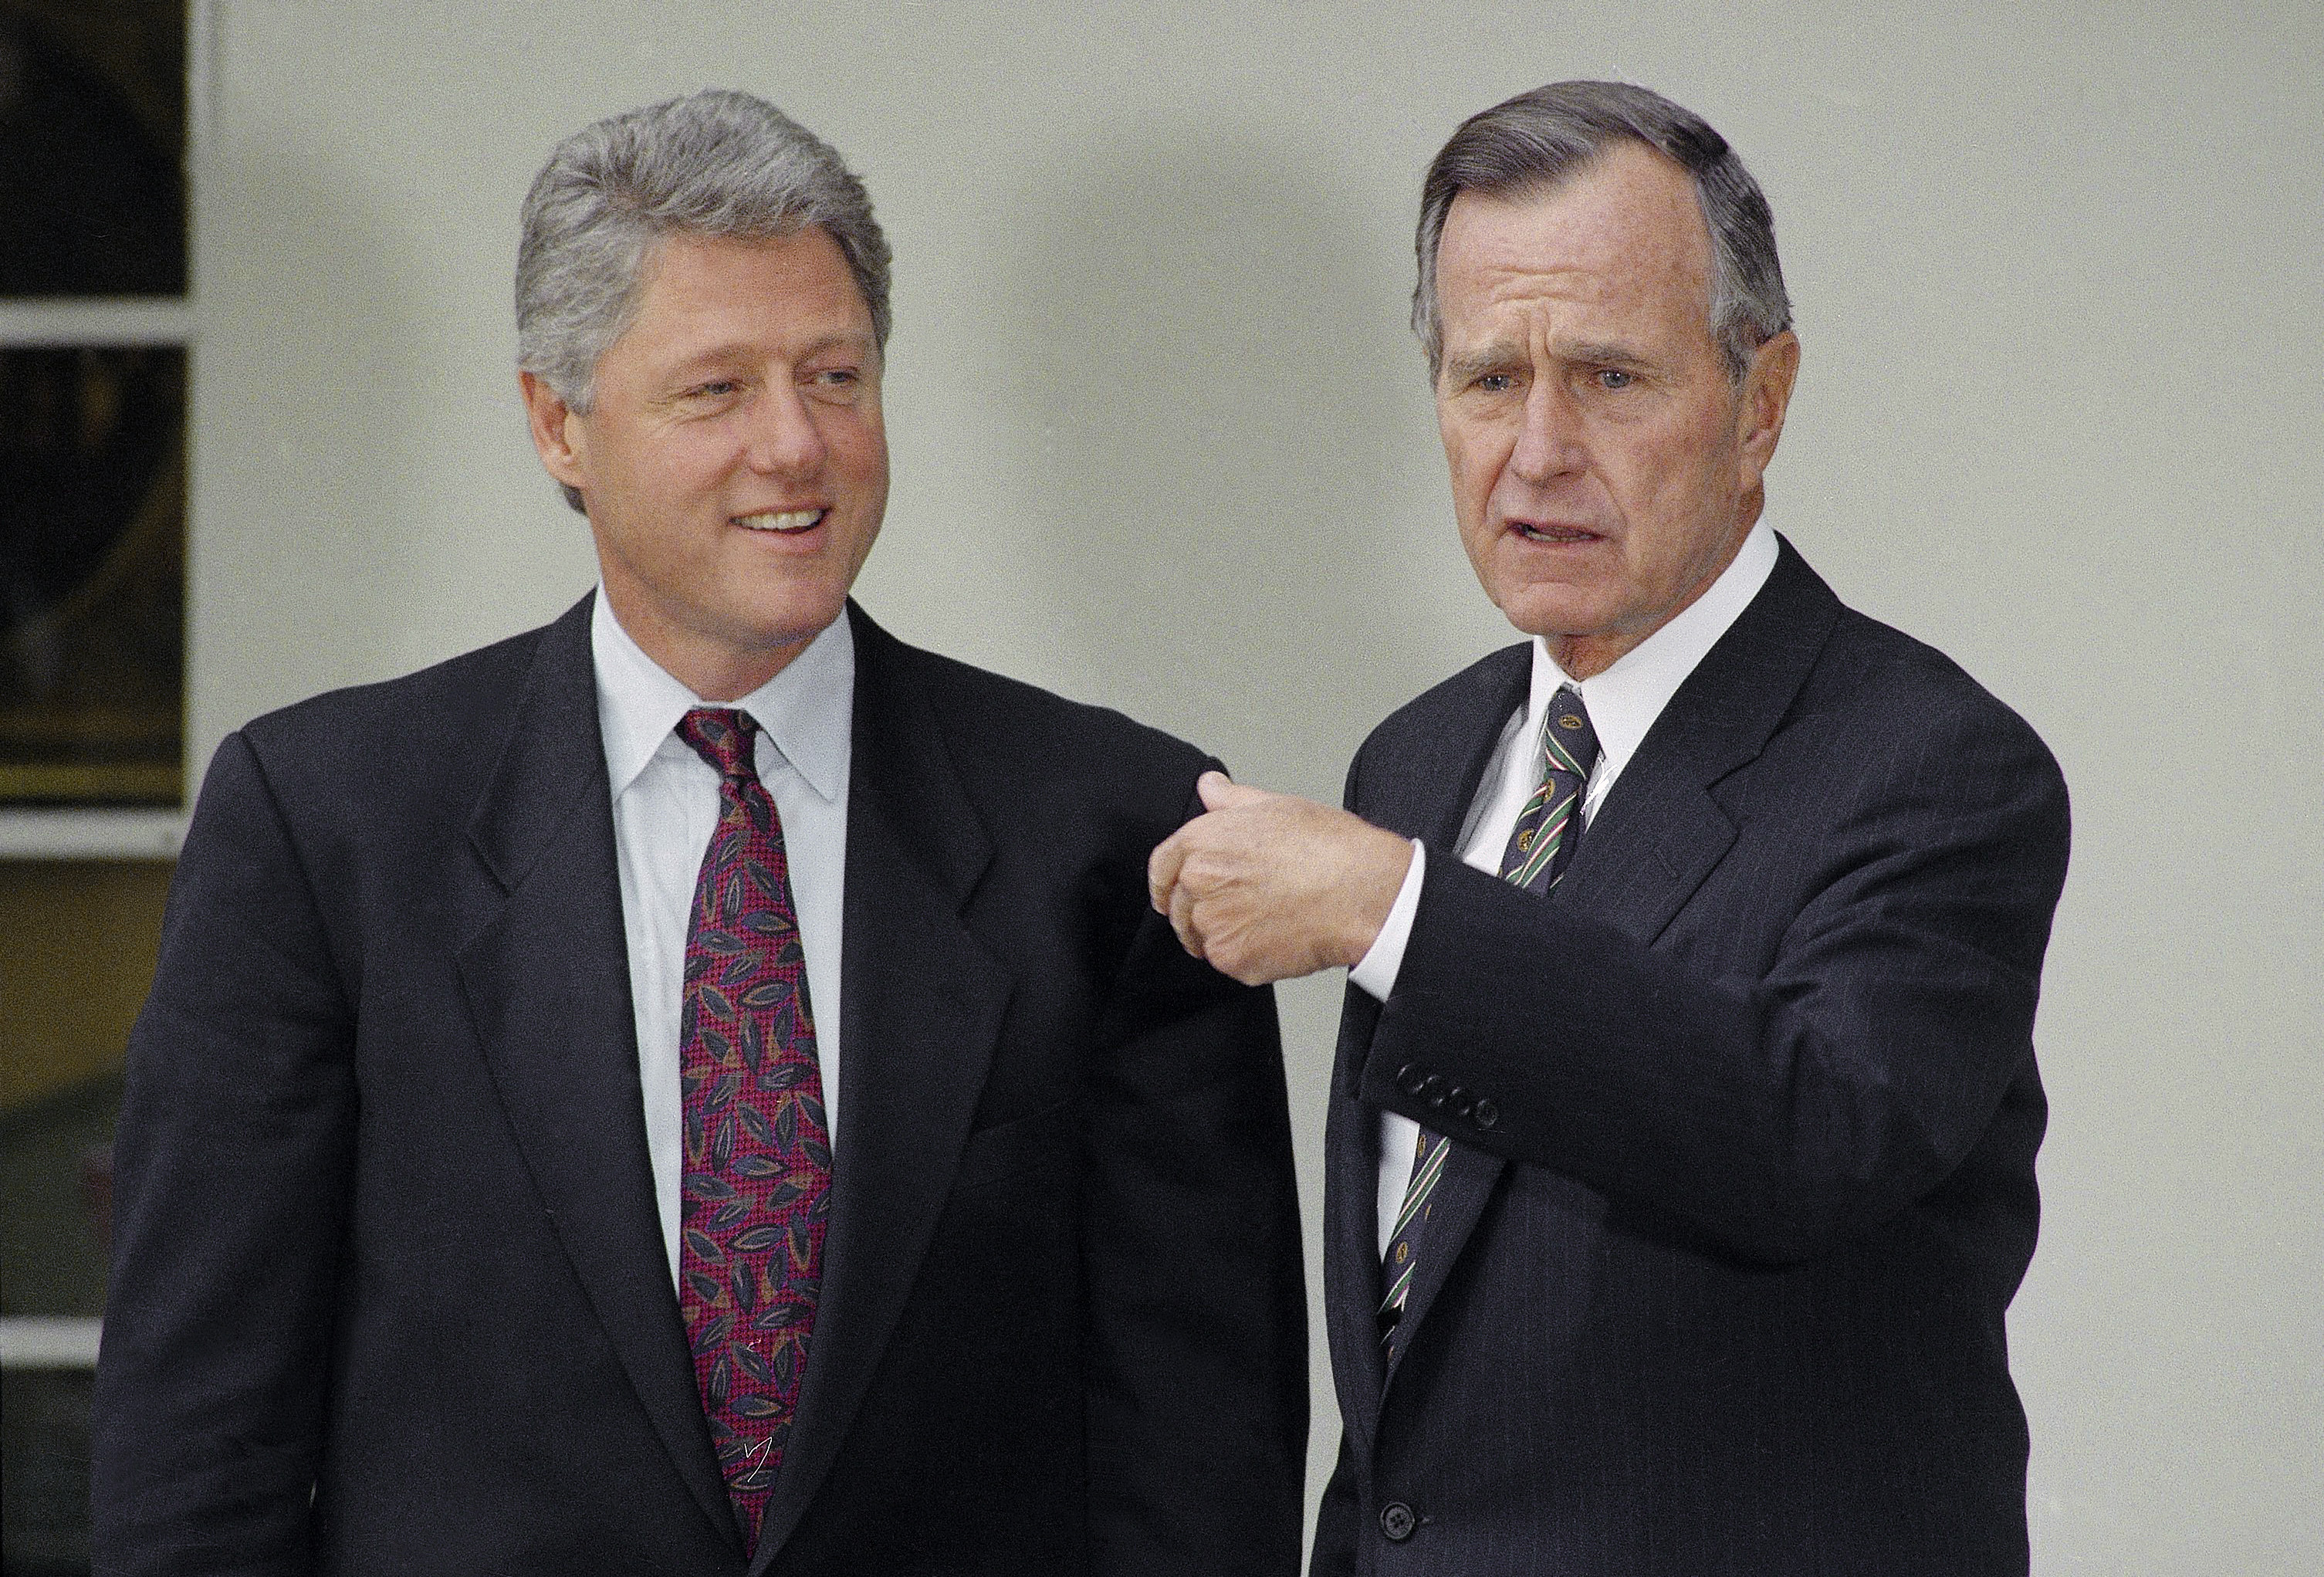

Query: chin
left=753, top=609, right=844, bottom=653
left=1497, top=593, right=1602, bottom=644
left=742, top=583, right=849, bottom=639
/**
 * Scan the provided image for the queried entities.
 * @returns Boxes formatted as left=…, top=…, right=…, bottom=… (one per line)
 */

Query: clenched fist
left=1147, top=772, right=1415, bottom=985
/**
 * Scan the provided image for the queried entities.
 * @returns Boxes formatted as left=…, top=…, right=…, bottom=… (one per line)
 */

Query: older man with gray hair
left=1152, top=80, right=2069, bottom=1573
left=93, top=90, right=1306, bottom=1575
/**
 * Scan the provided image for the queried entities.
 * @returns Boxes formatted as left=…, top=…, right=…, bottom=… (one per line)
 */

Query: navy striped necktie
left=1379, top=686, right=1599, bottom=1351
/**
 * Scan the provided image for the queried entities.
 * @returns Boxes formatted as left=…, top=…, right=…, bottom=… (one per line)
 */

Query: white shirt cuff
left=1348, top=840, right=1425, bottom=1001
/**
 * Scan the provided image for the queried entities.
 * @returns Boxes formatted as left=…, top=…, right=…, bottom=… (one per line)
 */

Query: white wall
left=190, top=2, right=2324, bottom=1569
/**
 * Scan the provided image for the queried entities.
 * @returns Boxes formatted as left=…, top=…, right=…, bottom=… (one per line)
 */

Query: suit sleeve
left=1077, top=769, right=1309, bottom=1577
left=92, top=732, right=356, bottom=1574
left=1357, top=692, right=2070, bottom=1265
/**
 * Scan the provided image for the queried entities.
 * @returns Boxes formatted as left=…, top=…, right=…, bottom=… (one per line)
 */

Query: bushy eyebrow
left=1440, top=342, right=1527, bottom=387
left=1562, top=339, right=1654, bottom=370
left=1443, top=337, right=1661, bottom=388
left=658, top=331, right=876, bottom=384
left=788, top=331, right=878, bottom=365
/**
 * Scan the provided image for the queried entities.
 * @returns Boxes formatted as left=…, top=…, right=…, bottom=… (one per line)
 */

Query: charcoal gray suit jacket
left=1312, top=540, right=2070, bottom=1576
left=94, top=596, right=1306, bottom=1576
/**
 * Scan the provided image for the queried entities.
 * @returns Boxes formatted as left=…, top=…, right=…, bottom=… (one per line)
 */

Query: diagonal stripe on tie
left=1501, top=788, right=1580, bottom=892
left=1379, top=685, right=1598, bottom=1353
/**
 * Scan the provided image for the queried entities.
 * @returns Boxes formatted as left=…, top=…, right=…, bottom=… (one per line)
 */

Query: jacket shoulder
left=1807, top=602, right=2062, bottom=783
left=856, top=610, right=1215, bottom=800
left=1349, top=643, right=1531, bottom=790
left=223, top=606, right=584, bottom=823
left=1367, top=644, right=1530, bottom=750
left=240, top=619, right=550, bottom=752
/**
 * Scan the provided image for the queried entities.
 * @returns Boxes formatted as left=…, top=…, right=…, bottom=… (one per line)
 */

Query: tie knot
left=676, top=707, right=760, bottom=782
left=1543, top=686, right=1599, bottom=778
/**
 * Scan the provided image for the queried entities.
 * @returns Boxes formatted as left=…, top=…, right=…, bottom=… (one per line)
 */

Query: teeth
left=1517, top=524, right=1595, bottom=542
left=736, top=509, right=823, bottom=532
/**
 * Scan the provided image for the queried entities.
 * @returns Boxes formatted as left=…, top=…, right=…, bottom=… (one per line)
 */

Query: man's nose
left=743, top=381, right=827, bottom=475
left=1509, top=377, right=1585, bottom=483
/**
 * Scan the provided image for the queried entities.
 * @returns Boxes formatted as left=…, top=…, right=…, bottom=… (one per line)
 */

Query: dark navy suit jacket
left=1313, top=540, right=2070, bottom=1576
left=94, top=597, right=1307, bottom=1576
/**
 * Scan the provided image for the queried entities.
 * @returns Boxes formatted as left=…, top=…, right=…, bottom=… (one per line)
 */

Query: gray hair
left=516, top=90, right=891, bottom=507
left=1412, top=80, right=1790, bottom=385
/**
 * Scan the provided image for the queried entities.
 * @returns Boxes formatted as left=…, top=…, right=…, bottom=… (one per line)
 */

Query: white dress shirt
left=1356, top=522, right=1780, bottom=1256
left=590, top=594, right=854, bottom=1287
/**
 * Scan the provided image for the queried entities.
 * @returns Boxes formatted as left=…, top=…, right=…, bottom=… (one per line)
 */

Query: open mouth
left=1513, top=522, right=1602, bottom=543
left=734, top=508, right=826, bottom=533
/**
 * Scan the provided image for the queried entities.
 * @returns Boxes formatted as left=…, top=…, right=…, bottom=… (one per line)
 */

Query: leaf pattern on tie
left=673, top=708, right=830, bottom=1548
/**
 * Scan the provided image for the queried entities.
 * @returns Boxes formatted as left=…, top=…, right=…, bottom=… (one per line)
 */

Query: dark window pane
left=1, top=346, right=185, bottom=807
left=2, top=860, right=170, bottom=1576
left=2, top=858, right=169, bottom=1317
left=0, top=1070, right=120, bottom=1318
left=0, top=1, right=188, bottom=297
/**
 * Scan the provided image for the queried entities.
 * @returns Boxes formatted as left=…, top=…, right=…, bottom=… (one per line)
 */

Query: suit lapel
left=1368, top=543, right=1842, bottom=1379
left=749, top=605, right=1010, bottom=1569
left=1327, top=645, right=1531, bottom=1441
left=452, top=596, right=737, bottom=1545
left=1558, top=537, right=1841, bottom=944
left=1360, top=644, right=1532, bottom=861
left=1379, top=1139, right=1502, bottom=1393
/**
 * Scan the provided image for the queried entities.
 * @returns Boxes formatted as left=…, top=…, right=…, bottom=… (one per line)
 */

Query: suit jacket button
left=1446, top=1087, right=1475, bottom=1119
left=1473, top=1098, right=1498, bottom=1129
left=1379, top=1501, right=1417, bottom=1541
left=1395, top=1064, right=1424, bottom=1095
left=1419, top=1075, right=1447, bottom=1108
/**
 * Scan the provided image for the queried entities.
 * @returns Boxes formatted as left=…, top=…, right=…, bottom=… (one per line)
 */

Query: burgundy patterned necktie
left=674, top=707, right=830, bottom=1552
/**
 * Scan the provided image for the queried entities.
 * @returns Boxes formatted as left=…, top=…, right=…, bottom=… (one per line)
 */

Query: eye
left=805, top=365, right=868, bottom=403
left=687, top=380, right=740, bottom=400
left=1594, top=367, right=1634, bottom=390
left=1476, top=373, right=1516, bottom=394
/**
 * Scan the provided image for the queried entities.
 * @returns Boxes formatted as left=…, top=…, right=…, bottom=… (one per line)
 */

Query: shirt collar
left=1528, top=518, right=1779, bottom=784
left=590, top=591, right=854, bottom=804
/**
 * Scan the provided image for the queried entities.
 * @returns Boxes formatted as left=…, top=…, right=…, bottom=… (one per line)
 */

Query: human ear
left=518, top=370, right=589, bottom=492
left=1737, top=330, right=1800, bottom=482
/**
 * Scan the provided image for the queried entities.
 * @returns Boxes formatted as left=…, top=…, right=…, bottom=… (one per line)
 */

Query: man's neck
left=1544, top=506, right=1762, bottom=679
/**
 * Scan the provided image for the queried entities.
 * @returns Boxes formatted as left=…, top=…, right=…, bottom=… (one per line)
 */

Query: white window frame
left=0, top=2, right=208, bottom=860
left=0, top=2, right=211, bottom=1377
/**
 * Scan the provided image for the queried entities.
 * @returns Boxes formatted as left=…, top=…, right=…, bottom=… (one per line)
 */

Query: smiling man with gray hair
left=93, top=89, right=1306, bottom=1576
left=1152, top=80, right=2069, bottom=1574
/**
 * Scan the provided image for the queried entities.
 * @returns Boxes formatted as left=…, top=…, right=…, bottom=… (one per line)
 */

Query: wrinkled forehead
left=1450, top=142, right=1710, bottom=284
left=1436, top=143, right=1716, bottom=334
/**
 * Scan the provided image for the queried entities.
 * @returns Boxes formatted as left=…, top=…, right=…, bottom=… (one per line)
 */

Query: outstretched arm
left=1148, top=699, right=2070, bottom=1266
left=1147, top=770, right=1412, bottom=986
